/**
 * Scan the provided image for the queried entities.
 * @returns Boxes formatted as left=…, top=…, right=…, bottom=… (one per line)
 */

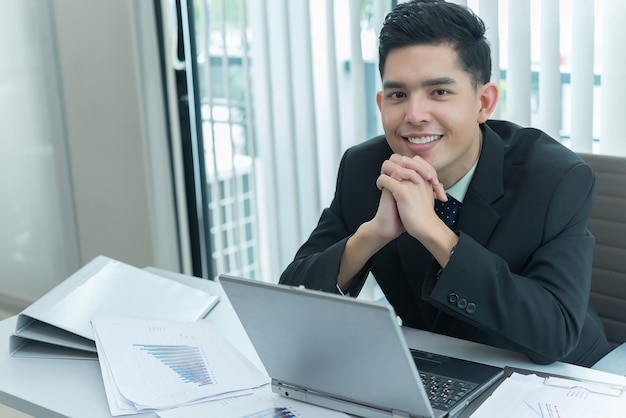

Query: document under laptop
left=219, top=275, right=503, bottom=418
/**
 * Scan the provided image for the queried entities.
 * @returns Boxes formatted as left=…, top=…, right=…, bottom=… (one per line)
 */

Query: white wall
left=0, top=1, right=80, bottom=308
left=0, top=0, right=181, bottom=309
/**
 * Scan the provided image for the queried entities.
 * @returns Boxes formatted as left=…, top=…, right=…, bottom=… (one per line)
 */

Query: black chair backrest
left=579, top=153, right=626, bottom=348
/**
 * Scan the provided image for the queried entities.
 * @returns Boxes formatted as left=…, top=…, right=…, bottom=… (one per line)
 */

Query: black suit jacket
left=280, top=120, right=610, bottom=367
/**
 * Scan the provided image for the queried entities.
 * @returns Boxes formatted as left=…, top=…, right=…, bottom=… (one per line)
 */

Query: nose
left=404, top=94, right=430, bottom=124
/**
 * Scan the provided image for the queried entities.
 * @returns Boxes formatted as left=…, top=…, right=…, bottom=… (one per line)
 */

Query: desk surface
left=2, top=269, right=625, bottom=418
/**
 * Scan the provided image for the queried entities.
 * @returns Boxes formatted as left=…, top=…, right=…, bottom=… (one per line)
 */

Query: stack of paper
left=9, top=256, right=220, bottom=359
left=91, top=313, right=270, bottom=415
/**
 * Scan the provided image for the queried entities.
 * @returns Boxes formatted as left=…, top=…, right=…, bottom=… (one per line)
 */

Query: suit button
left=448, top=293, right=459, bottom=304
left=466, top=303, right=476, bottom=314
left=457, top=298, right=467, bottom=309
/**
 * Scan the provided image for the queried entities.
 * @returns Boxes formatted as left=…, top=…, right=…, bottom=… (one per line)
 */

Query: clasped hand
left=373, top=154, right=447, bottom=240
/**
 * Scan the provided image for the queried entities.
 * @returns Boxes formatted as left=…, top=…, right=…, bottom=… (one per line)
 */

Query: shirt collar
left=445, top=160, right=478, bottom=203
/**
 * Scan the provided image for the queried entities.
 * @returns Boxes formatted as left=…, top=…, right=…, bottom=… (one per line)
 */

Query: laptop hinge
left=391, top=410, right=410, bottom=418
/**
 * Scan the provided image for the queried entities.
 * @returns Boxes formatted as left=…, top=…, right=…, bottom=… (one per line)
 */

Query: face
left=376, top=43, right=497, bottom=188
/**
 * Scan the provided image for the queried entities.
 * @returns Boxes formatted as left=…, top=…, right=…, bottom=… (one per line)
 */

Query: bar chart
left=134, top=343, right=215, bottom=387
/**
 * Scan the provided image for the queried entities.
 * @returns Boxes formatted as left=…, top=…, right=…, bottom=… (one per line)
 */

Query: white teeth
left=406, top=135, right=441, bottom=144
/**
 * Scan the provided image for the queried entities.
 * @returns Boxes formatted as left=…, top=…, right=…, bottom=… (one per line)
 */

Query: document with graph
left=91, top=313, right=270, bottom=416
left=470, top=372, right=626, bottom=418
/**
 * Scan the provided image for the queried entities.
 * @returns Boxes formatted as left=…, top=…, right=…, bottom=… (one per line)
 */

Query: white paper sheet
left=92, top=313, right=270, bottom=416
left=470, top=372, right=626, bottom=418
left=156, top=384, right=350, bottom=418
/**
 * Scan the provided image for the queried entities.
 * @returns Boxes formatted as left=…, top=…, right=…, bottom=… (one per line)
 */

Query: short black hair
left=378, top=0, right=491, bottom=89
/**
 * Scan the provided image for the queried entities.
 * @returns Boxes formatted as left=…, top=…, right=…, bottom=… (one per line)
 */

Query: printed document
left=92, top=313, right=269, bottom=416
left=470, top=372, right=626, bottom=418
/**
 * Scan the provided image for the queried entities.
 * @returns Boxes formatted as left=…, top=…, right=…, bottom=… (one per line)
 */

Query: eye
left=388, top=91, right=406, bottom=99
left=433, top=89, right=449, bottom=96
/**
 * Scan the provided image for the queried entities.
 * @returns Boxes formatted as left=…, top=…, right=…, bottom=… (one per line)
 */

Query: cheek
left=380, top=106, right=403, bottom=127
left=379, top=111, right=393, bottom=133
left=438, top=103, right=475, bottom=130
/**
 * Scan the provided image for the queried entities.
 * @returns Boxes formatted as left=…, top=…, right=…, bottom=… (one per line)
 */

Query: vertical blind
left=570, top=0, right=594, bottom=152
left=178, top=0, right=624, bottom=284
left=599, top=0, right=626, bottom=155
left=538, top=0, right=560, bottom=140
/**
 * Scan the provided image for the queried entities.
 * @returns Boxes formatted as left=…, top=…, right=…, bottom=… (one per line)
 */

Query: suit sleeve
left=279, top=150, right=370, bottom=295
left=424, top=162, right=597, bottom=364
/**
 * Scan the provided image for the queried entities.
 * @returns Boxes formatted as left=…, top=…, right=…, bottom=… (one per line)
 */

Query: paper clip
left=543, top=376, right=625, bottom=397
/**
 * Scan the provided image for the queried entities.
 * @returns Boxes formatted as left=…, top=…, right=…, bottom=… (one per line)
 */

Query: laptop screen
left=219, top=275, right=435, bottom=417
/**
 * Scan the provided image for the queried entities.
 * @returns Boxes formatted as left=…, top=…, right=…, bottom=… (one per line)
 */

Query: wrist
left=359, top=220, right=396, bottom=250
left=421, top=226, right=459, bottom=268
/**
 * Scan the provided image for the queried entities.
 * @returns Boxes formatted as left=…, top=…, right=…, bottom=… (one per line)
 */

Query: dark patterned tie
left=434, top=195, right=461, bottom=230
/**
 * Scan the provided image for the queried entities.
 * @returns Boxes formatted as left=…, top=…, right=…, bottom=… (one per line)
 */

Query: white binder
left=9, top=256, right=219, bottom=359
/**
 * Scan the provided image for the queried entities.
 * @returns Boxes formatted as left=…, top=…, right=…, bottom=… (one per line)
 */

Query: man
left=279, top=0, right=609, bottom=367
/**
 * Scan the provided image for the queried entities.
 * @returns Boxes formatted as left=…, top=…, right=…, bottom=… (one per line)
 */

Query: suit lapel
left=457, top=123, right=505, bottom=246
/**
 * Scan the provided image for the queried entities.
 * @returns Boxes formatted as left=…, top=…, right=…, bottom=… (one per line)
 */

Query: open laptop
left=219, top=275, right=503, bottom=418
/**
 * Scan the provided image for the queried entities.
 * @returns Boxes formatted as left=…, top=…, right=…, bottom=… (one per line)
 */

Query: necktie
left=435, top=195, right=461, bottom=230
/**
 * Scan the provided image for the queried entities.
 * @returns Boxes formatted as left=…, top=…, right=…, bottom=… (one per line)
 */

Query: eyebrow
left=382, top=77, right=458, bottom=90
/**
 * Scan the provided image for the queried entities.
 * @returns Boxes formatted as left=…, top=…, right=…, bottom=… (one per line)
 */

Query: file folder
left=461, top=366, right=626, bottom=417
left=9, top=256, right=219, bottom=359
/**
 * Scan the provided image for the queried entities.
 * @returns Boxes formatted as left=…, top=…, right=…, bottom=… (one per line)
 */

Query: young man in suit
left=279, top=0, right=609, bottom=367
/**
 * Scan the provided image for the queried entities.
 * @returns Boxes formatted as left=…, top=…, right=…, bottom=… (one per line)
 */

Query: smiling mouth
left=405, top=135, right=442, bottom=145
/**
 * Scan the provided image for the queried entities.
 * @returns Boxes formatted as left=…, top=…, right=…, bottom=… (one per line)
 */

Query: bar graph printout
left=156, top=384, right=350, bottom=418
left=91, top=313, right=270, bottom=416
left=470, top=372, right=626, bottom=418
left=133, top=343, right=215, bottom=386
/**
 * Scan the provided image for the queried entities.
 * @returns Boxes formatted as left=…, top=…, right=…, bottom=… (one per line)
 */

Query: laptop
left=219, top=275, right=503, bottom=418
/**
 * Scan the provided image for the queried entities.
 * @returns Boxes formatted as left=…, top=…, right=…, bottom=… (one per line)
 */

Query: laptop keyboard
left=419, top=371, right=478, bottom=411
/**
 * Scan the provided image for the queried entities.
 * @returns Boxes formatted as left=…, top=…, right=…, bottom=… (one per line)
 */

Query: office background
left=1, top=0, right=625, bottom=313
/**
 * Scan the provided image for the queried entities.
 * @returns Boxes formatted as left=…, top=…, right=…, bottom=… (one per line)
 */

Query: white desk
left=2, top=270, right=625, bottom=417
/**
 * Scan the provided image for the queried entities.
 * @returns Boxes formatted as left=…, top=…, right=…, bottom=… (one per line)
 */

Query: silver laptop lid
left=219, top=275, right=434, bottom=418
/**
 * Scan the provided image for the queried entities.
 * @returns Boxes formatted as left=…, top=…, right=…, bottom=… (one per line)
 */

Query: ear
left=476, top=82, right=499, bottom=123
left=376, top=90, right=383, bottom=111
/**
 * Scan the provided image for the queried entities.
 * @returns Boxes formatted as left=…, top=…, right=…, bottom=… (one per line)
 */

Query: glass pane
left=192, top=0, right=261, bottom=280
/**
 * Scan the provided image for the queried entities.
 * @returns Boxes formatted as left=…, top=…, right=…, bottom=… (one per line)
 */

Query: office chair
left=578, top=153, right=626, bottom=375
